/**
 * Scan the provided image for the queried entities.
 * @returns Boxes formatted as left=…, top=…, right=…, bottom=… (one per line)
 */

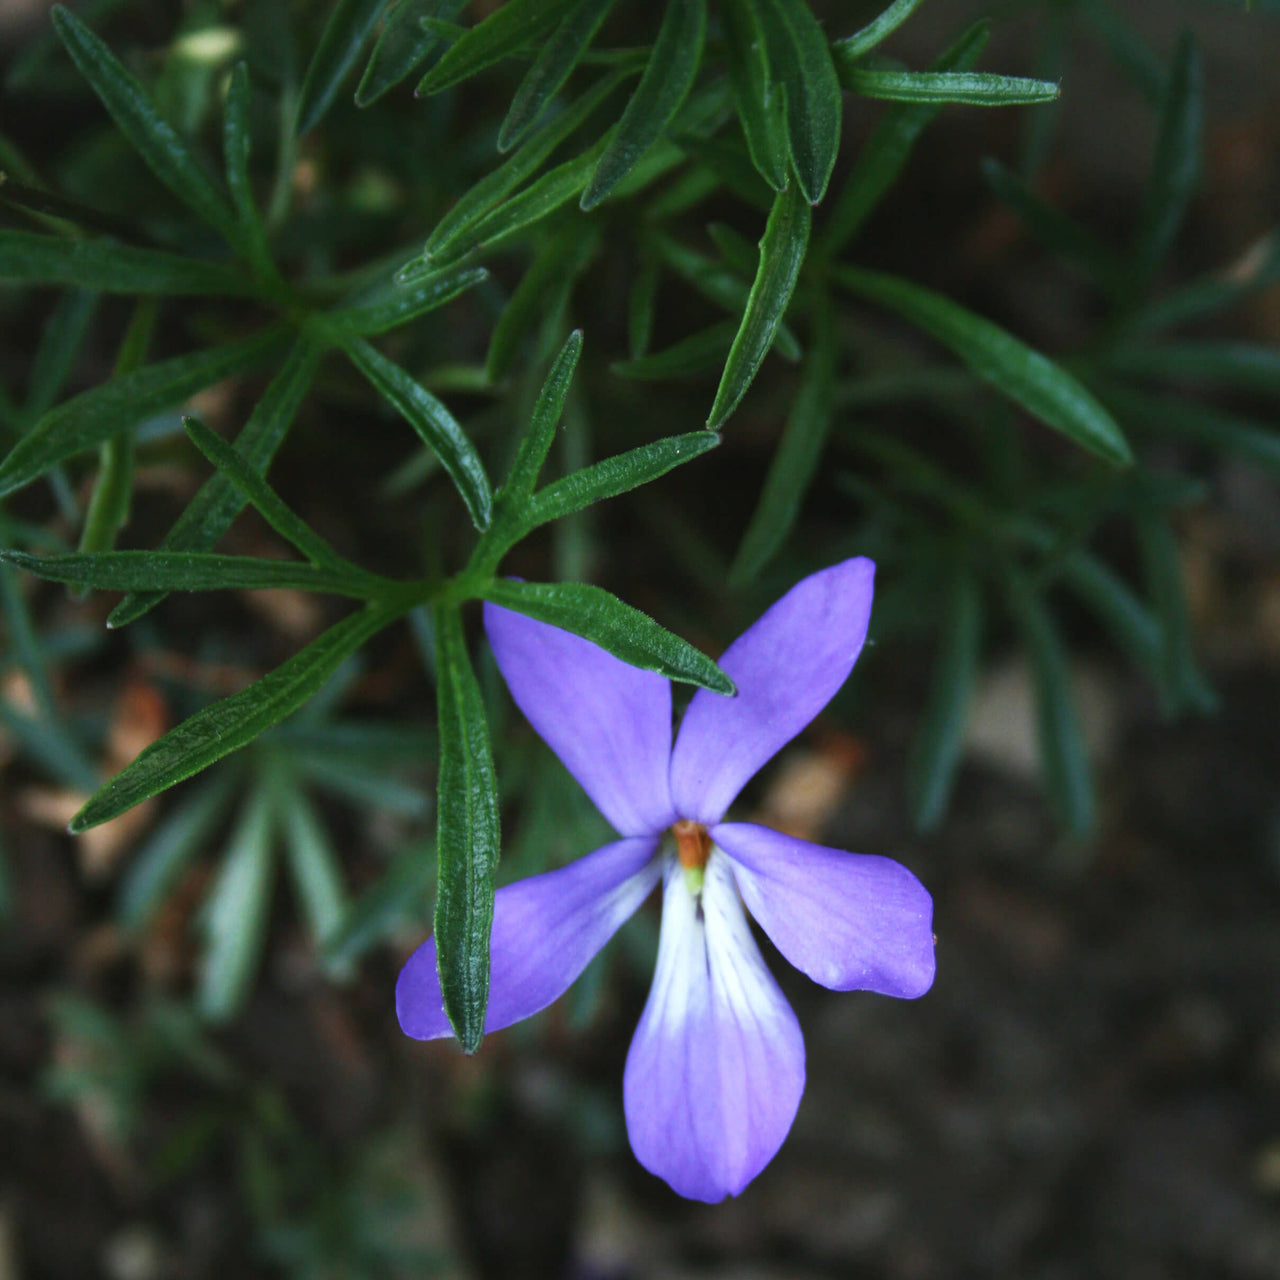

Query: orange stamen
left=672, top=819, right=711, bottom=870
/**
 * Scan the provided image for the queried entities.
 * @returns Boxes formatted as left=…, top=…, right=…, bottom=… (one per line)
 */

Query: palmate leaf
left=0, top=230, right=256, bottom=297
left=707, top=178, right=810, bottom=429
left=357, top=0, right=467, bottom=106
left=417, top=0, right=579, bottom=95
left=0, top=325, right=291, bottom=500
left=580, top=0, right=707, bottom=210
left=432, top=603, right=501, bottom=1053
left=499, top=0, right=619, bottom=151
left=834, top=264, right=1132, bottom=465
left=341, top=335, right=492, bottom=529
left=750, top=0, right=841, bottom=204
left=837, top=67, right=1059, bottom=107
left=109, top=336, right=323, bottom=628
left=296, top=0, right=390, bottom=136
left=70, top=601, right=404, bottom=832
left=50, top=6, right=245, bottom=253
left=483, top=579, right=734, bottom=694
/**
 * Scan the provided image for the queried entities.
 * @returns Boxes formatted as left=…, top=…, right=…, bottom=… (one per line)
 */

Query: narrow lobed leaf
left=108, top=337, right=322, bottom=628
left=499, top=0, right=619, bottom=151
left=0, top=325, right=291, bottom=500
left=707, top=179, right=811, bottom=430
left=357, top=0, right=467, bottom=107
left=70, top=603, right=401, bottom=832
left=432, top=604, right=501, bottom=1053
left=500, top=329, right=584, bottom=506
left=297, top=0, right=390, bottom=136
left=751, top=0, right=842, bottom=204
left=834, top=264, right=1132, bottom=465
left=721, top=0, right=788, bottom=191
left=525, top=431, right=721, bottom=529
left=417, top=0, right=578, bottom=95
left=837, top=67, right=1059, bottom=107
left=330, top=264, right=488, bottom=335
left=341, top=335, right=492, bottom=529
left=610, top=321, right=737, bottom=380
left=484, top=578, right=734, bottom=693
left=50, top=6, right=243, bottom=251
left=835, top=0, right=930, bottom=62
left=580, top=0, right=707, bottom=210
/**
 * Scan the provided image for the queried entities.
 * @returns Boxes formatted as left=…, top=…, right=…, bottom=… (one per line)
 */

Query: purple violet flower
left=397, top=558, right=936, bottom=1202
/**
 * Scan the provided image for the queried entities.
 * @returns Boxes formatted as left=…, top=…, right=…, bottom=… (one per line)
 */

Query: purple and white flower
left=397, top=558, right=936, bottom=1202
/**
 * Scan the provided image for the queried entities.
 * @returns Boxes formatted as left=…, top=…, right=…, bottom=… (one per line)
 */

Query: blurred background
left=2, top=1, right=1280, bottom=1277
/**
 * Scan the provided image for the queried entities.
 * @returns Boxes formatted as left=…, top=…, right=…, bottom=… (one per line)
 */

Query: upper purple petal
left=714, top=822, right=935, bottom=999
left=623, top=852, right=805, bottom=1202
left=484, top=601, right=676, bottom=836
left=669, top=558, right=875, bottom=824
left=397, top=836, right=661, bottom=1040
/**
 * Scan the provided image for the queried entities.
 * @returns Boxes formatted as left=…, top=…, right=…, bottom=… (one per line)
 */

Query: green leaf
left=610, top=320, right=736, bottom=379
left=838, top=67, right=1059, bottom=106
left=341, top=335, right=492, bottom=529
left=980, top=158, right=1125, bottom=292
left=499, top=0, right=619, bottom=151
left=731, top=296, right=835, bottom=580
left=117, top=771, right=239, bottom=930
left=707, top=179, right=810, bottom=429
left=721, top=0, right=788, bottom=191
left=751, top=0, right=842, bottom=204
left=357, top=0, right=466, bottom=106
left=436, top=135, right=609, bottom=265
left=500, top=329, right=583, bottom=506
left=222, top=63, right=274, bottom=278
left=417, top=0, right=578, bottom=95
left=819, top=21, right=988, bottom=257
left=484, top=578, right=734, bottom=693
left=1077, top=0, right=1165, bottom=105
left=484, top=228, right=595, bottom=382
left=198, top=781, right=276, bottom=1022
left=0, top=230, right=254, bottom=296
left=1136, top=512, right=1217, bottom=715
left=50, top=6, right=243, bottom=252
left=1005, top=571, right=1094, bottom=837
left=628, top=251, right=659, bottom=358
left=835, top=0, right=930, bottom=61
left=432, top=603, right=500, bottom=1052
left=70, top=604, right=400, bottom=832
left=834, top=264, right=1132, bottom=465
left=0, top=325, right=290, bottom=500
left=525, top=430, right=720, bottom=529
left=278, top=785, right=350, bottom=962
left=181, top=417, right=355, bottom=572
left=1133, top=31, right=1201, bottom=287
left=108, top=336, right=322, bottom=629
left=1057, top=550, right=1161, bottom=673
left=580, top=0, right=707, bottom=210
left=325, top=841, right=435, bottom=966
left=1104, top=341, right=1280, bottom=399
left=329, top=264, right=489, bottom=335
left=297, top=0, right=389, bottom=136
left=0, top=548, right=378, bottom=597
left=1101, top=383, right=1280, bottom=479
left=907, top=567, right=982, bottom=831
left=422, top=69, right=630, bottom=261
left=25, top=289, right=98, bottom=422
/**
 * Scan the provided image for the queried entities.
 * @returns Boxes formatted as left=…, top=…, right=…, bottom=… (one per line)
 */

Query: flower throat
left=672, top=819, right=711, bottom=895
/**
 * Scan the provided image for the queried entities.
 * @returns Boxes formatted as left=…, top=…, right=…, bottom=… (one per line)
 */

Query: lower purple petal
left=714, top=822, right=936, bottom=999
left=624, top=853, right=805, bottom=1202
left=397, top=837, right=661, bottom=1040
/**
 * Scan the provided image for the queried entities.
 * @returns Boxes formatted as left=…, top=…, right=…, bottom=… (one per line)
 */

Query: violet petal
left=397, top=837, right=661, bottom=1040
left=484, top=601, right=676, bottom=836
left=623, top=852, right=805, bottom=1202
left=715, top=822, right=935, bottom=999
left=669, top=558, right=875, bottom=824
